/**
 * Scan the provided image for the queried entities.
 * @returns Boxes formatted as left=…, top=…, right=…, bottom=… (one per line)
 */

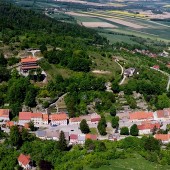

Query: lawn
left=90, top=128, right=98, bottom=135
left=85, top=154, right=170, bottom=170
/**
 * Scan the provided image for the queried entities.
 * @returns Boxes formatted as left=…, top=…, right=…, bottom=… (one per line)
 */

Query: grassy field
left=85, top=154, right=170, bottom=170
left=90, top=128, right=98, bottom=135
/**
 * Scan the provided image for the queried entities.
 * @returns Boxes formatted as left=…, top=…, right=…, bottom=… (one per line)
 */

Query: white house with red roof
left=19, top=112, right=43, bottom=125
left=0, top=109, right=10, bottom=121
left=18, top=153, right=31, bottom=169
left=50, top=112, right=68, bottom=126
left=69, top=117, right=81, bottom=125
left=137, top=122, right=160, bottom=135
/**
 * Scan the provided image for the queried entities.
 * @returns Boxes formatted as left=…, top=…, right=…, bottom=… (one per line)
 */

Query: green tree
left=157, top=93, right=170, bottom=109
left=111, top=81, right=120, bottom=93
left=110, top=105, right=116, bottom=116
left=120, top=127, right=129, bottom=135
left=40, top=44, right=47, bottom=54
left=9, top=126, right=21, bottom=147
left=142, top=136, right=160, bottom=152
left=85, top=139, right=95, bottom=150
left=80, top=119, right=90, bottom=134
left=130, top=124, right=139, bottom=136
left=28, top=121, right=35, bottom=131
left=0, top=52, right=7, bottom=67
left=25, top=87, right=37, bottom=107
left=111, top=116, right=119, bottom=128
left=97, top=116, right=107, bottom=136
left=58, top=131, right=67, bottom=151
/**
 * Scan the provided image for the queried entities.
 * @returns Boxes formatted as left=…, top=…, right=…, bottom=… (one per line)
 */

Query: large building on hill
left=20, top=56, right=39, bottom=72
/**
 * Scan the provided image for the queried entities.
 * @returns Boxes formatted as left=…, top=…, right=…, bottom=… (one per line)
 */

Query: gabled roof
left=19, top=112, right=32, bottom=120
left=19, top=112, right=42, bottom=120
left=129, top=111, right=153, bottom=120
left=91, top=118, right=101, bottom=122
left=138, top=123, right=160, bottom=130
left=0, top=109, right=9, bottom=118
left=18, top=154, right=30, bottom=166
left=6, top=121, right=15, bottom=127
left=155, top=134, right=170, bottom=141
left=21, top=57, right=37, bottom=63
left=50, top=113, right=68, bottom=121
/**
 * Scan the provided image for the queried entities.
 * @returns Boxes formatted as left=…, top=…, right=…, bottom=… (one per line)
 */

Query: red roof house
left=18, top=154, right=31, bottom=169
left=70, top=134, right=78, bottom=144
left=129, top=111, right=154, bottom=121
left=0, top=109, right=10, bottom=121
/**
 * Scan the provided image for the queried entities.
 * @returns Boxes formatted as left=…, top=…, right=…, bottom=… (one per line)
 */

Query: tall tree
left=58, top=131, right=67, bottom=151
left=130, top=124, right=139, bottom=136
left=97, top=116, right=107, bottom=136
left=9, top=126, right=21, bottom=147
left=80, top=119, right=90, bottom=134
left=110, top=105, right=116, bottom=116
left=111, top=116, right=119, bottom=128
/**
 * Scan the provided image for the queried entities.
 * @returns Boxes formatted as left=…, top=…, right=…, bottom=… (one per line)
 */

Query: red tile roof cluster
left=137, top=123, right=160, bottom=130
left=18, top=154, right=30, bottom=167
left=70, top=134, right=78, bottom=140
left=91, top=117, right=101, bottom=122
left=129, top=111, right=154, bottom=120
left=50, top=113, right=68, bottom=121
left=0, top=109, right=9, bottom=118
left=19, top=112, right=42, bottom=120
left=21, top=57, right=37, bottom=63
left=86, top=134, right=97, bottom=140
left=155, top=134, right=170, bottom=141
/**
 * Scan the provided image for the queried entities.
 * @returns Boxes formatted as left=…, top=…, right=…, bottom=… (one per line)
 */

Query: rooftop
left=137, top=123, right=160, bottom=130
left=129, top=111, right=154, bottom=120
left=21, top=56, right=37, bottom=63
left=18, top=154, right=30, bottom=167
left=50, top=113, right=68, bottom=121
left=0, top=109, right=9, bottom=118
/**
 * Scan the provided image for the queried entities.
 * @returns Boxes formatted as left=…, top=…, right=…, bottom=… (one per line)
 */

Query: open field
left=85, top=154, right=170, bottom=170
left=66, top=11, right=170, bottom=42
left=82, top=22, right=117, bottom=28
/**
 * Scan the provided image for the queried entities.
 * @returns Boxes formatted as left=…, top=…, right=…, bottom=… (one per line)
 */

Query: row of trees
left=120, top=124, right=139, bottom=136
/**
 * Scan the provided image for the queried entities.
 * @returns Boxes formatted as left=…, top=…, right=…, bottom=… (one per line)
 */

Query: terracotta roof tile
left=0, top=109, right=9, bottom=118
left=18, top=154, right=30, bottom=166
left=50, top=113, right=68, bottom=121
left=129, top=111, right=153, bottom=120
left=21, top=57, right=37, bottom=63
left=155, top=134, right=170, bottom=141
left=138, top=123, right=160, bottom=130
